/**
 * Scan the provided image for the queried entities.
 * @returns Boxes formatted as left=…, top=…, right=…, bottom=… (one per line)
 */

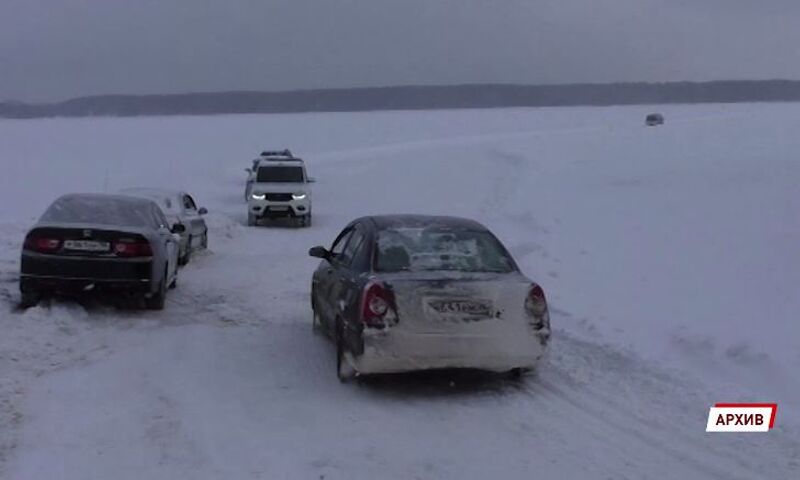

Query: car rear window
left=40, top=196, right=153, bottom=227
left=256, top=166, right=304, bottom=183
left=375, top=227, right=515, bottom=273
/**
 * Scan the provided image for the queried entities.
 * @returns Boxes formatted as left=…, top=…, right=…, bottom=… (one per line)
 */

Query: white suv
left=245, top=153, right=314, bottom=227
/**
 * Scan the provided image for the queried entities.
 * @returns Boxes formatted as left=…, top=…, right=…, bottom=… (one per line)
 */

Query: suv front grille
left=265, top=193, right=293, bottom=202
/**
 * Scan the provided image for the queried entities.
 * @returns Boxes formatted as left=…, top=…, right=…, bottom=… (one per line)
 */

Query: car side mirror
left=171, top=223, right=186, bottom=234
left=307, top=177, right=316, bottom=183
left=308, top=246, right=329, bottom=259
left=198, top=207, right=208, bottom=215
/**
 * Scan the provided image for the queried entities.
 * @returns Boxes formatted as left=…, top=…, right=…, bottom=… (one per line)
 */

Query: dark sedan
left=19, top=193, right=183, bottom=310
left=309, top=215, right=551, bottom=381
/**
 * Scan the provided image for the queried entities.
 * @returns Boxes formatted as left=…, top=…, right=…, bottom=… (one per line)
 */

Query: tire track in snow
left=520, top=330, right=794, bottom=479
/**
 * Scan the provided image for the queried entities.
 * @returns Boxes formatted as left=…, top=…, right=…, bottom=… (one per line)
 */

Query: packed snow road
left=1, top=104, right=798, bottom=479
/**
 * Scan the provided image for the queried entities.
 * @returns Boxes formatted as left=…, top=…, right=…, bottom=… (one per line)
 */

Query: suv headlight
left=292, top=193, right=307, bottom=200
left=251, top=193, right=265, bottom=200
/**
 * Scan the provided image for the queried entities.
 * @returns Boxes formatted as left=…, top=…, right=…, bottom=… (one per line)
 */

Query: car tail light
left=23, top=236, right=61, bottom=253
left=113, top=239, right=153, bottom=257
left=525, top=284, right=548, bottom=319
left=360, top=281, right=397, bottom=329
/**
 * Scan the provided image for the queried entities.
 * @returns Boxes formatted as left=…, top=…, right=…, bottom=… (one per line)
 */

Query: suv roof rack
left=260, top=149, right=293, bottom=158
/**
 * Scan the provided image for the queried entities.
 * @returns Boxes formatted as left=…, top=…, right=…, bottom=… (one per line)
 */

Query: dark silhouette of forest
left=3, top=80, right=800, bottom=118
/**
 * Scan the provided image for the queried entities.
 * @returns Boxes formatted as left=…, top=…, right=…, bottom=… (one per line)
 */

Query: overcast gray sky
left=2, top=0, right=800, bottom=102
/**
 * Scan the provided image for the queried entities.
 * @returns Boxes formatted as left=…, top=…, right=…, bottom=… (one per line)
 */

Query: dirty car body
left=309, top=215, right=551, bottom=379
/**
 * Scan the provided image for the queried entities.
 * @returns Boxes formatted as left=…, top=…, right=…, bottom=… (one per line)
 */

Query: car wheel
left=247, top=212, right=257, bottom=226
left=168, top=271, right=177, bottom=290
left=508, top=368, right=526, bottom=381
left=336, top=319, right=356, bottom=382
left=312, top=309, right=322, bottom=334
left=145, top=269, right=167, bottom=310
left=201, top=230, right=208, bottom=249
left=19, top=291, right=41, bottom=309
left=304, top=214, right=312, bottom=227
left=178, top=237, right=192, bottom=266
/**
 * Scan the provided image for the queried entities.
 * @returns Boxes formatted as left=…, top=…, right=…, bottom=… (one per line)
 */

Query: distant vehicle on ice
left=308, top=215, right=551, bottom=381
left=121, top=188, right=208, bottom=265
left=645, top=113, right=664, bottom=126
left=19, top=193, right=183, bottom=310
left=245, top=150, right=314, bottom=227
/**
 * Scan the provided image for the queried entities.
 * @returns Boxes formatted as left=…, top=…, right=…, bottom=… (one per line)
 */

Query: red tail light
left=113, top=240, right=153, bottom=257
left=525, top=284, right=548, bottom=318
left=23, top=236, right=61, bottom=253
left=360, top=281, right=397, bottom=329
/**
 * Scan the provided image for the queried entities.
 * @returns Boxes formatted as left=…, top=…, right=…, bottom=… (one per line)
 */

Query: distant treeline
left=2, top=80, right=800, bottom=118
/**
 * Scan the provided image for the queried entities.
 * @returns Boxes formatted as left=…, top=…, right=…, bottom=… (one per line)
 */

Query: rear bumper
left=350, top=329, right=548, bottom=374
left=20, top=252, right=153, bottom=294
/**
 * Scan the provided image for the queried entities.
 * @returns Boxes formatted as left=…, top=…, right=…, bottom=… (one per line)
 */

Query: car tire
left=247, top=212, right=257, bottom=227
left=312, top=309, right=322, bottom=334
left=178, top=237, right=191, bottom=266
left=145, top=269, right=167, bottom=310
left=168, top=272, right=177, bottom=290
left=201, top=230, right=208, bottom=249
left=508, top=368, right=526, bottom=381
left=336, top=319, right=356, bottom=382
left=19, top=291, right=41, bottom=309
left=304, top=214, right=312, bottom=227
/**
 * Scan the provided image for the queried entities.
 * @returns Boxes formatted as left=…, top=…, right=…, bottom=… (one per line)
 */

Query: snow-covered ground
left=0, top=103, right=798, bottom=479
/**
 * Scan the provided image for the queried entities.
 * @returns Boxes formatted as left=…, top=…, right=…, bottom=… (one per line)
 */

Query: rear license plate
left=63, top=240, right=110, bottom=252
left=426, top=298, right=493, bottom=318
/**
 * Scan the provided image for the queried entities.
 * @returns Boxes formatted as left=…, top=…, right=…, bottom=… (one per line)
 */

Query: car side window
left=330, top=228, right=354, bottom=256
left=339, top=228, right=365, bottom=266
left=183, top=195, right=197, bottom=212
left=151, top=205, right=169, bottom=229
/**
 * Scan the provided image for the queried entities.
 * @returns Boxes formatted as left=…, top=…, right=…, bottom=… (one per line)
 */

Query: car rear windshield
left=256, top=166, right=304, bottom=183
left=40, top=196, right=153, bottom=227
left=375, top=227, right=515, bottom=273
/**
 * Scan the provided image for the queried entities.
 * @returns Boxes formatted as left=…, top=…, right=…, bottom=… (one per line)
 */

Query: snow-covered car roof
left=119, top=187, right=184, bottom=213
left=364, top=214, right=488, bottom=232
left=38, top=193, right=160, bottom=228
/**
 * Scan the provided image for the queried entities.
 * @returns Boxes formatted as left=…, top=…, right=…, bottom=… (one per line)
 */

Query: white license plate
left=63, top=240, right=110, bottom=252
left=426, top=298, right=494, bottom=318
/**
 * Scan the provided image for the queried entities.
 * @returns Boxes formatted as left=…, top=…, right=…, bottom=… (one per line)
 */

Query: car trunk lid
left=379, top=271, right=531, bottom=335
